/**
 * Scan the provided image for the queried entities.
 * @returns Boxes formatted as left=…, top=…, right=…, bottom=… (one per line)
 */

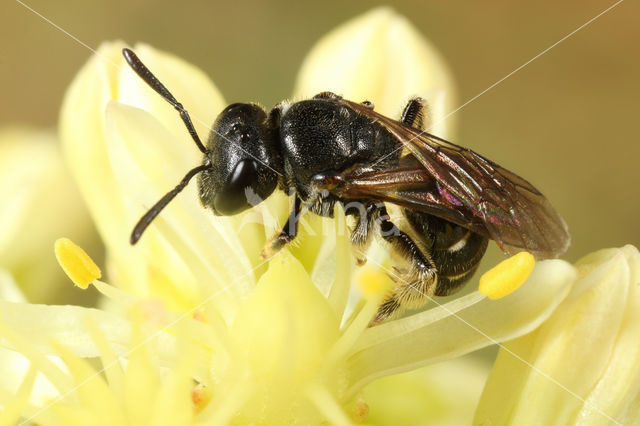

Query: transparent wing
left=329, top=98, right=570, bottom=259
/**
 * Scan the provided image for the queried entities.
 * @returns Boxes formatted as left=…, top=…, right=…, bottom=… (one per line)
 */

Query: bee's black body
left=279, top=97, right=400, bottom=205
left=123, top=48, right=569, bottom=323
left=266, top=93, right=489, bottom=321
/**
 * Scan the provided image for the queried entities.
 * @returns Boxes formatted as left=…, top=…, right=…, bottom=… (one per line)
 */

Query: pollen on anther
left=54, top=237, right=101, bottom=289
left=356, top=265, right=393, bottom=300
left=191, top=383, right=212, bottom=413
left=479, top=251, right=535, bottom=300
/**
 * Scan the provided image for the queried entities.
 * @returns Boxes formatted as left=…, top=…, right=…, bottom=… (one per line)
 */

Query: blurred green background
left=2, top=0, right=638, bottom=263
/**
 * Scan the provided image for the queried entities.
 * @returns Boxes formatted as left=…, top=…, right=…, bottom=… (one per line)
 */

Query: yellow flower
left=0, top=237, right=574, bottom=424
left=363, top=356, right=490, bottom=426
left=1, top=7, right=586, bottom=425
left=0, top=282, right=203, bottom=426
left=475, top=245, right=640, bottom=425
left=0, top=127, right=96, bottom=303
left=295, top=7, right=457, bottom=138
left=59, top=40, right=256, bottom=315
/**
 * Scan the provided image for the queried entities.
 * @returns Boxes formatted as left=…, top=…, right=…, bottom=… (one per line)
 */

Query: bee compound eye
left=212, top=159, right=259, bottom=216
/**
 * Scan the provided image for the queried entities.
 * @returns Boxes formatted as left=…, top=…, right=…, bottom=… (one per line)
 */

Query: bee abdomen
left=404, top=209, right=488, bottom=297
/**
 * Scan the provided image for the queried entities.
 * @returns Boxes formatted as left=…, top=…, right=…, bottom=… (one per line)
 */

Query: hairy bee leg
left=371, top=206, right=437, bottom=324
left=346, top=202, right=378, bottom=265
left=261, top=196, right=302, bottom=259
left=400, top=97, right=431, bottom=131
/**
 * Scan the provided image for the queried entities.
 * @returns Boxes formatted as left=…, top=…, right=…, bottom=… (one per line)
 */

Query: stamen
left=479, top=252, right=535, bottom=299
left=324, top=266, right=392, bottom=368
left=306, top=383, right=353, bottom=425
left=54, top=238, right=101, bottom=289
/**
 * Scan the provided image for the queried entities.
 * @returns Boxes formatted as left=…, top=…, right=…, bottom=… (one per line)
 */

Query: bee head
left=124, top=48, right=283, bottom=245
left=199, top=103, right=281, bottom=215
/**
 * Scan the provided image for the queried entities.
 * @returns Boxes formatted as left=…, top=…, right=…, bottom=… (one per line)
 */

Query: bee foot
left=369, top=297, right=401, bottom=326
left=261, top=236, right=284, bottom=259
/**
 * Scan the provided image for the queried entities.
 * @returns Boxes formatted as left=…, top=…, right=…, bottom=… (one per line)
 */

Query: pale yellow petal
left=60, top=41, right=260, bottom=315
left=364, top=356, right=489, bottom=426
left=0, top=318, right=74, bottom=398
left=475, top=245, right=640, bottom=425
left=0, top=346, right=71, bottom=411
left=123, top=322, right=159, bottom=426
left=0, top=296, right=177, bottom=368
left=149, top=330, right=196, bottom=426
left=60, top=42, right=147, bottom=302
left=346, top=259, right=576, bottom=395
left=84, top=317, right=125, bottom=401
left=0, top=300, right=130, bottom=358
left=295, top=7, right=456, bottom=137
left=232, top=250, right=340, bottom=379
left=53, top=342, right=128, bottom=425
left=104, top=100, right=252, bottom=314
left=0, top=127, right=96, bottom=302
left=0, top=268, right=26, bottom=303
left=0, top=366, right=37, bottom=426
left=228, top=250, right=342, bottom=423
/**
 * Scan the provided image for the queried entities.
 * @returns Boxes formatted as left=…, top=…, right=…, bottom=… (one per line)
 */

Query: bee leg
left=261, top=195, right=302, bottom=259
left=374, top=297, right=403, bottom=323
left=344, top=202, right=378, bottom=265
left=371, top=206, right=437, bottom=324
left=400, top=97, right=431, bottom=131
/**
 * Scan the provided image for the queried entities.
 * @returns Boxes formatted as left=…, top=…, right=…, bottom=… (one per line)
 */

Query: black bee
left=123, top=48, right=570, bottom=322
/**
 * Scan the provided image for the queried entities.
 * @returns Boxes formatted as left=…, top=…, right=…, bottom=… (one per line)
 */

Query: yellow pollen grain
left=356, top=266, right=392, bottom=300
left=191, top=383, right=212, bottom=413
left=479, top=251, right=535, bottom=300
left=54, top=238, right=101, bottom=289
left=349, top=397, right=370, bottom=423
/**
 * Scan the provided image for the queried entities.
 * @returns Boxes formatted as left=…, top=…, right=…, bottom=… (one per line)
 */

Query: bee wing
left=332, top=98, right=571, bottom=259
left=326, top=155, right=495, bottom=240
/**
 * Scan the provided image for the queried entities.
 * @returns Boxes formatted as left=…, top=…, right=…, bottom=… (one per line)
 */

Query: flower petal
left=227, top=250, right=343, bottom=423
left=474, top=245, right=640, bottom=425
left=0, top=365, right=37, bottom=425
left=0, top=128, right=96, bottom=302
left=294, top=7, right=457, bottom=137
left=60, top=41, right=263, bottom=315
left=0, top=268, right=26, bottom=303
left=104, top=100, right=254, bottom=315
left=346, top=259, right=576, bottom=395
left=363, top=356, right=489, bottom=425
left=0, top=300, right=131, bottom=358
left=232, top=250, right=340, bottom=379
left=53, top=342, right=128, bottom=425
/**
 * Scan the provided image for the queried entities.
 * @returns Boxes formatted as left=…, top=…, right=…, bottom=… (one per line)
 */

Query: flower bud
left=295, top=7, right=457, bottom=138
left=475, top=245, right=640, bottom=425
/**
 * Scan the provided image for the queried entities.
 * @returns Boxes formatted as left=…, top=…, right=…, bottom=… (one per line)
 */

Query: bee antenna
left=130, top=163, right=210, bottom=245
left=122, top=48, right=208, bottom=155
